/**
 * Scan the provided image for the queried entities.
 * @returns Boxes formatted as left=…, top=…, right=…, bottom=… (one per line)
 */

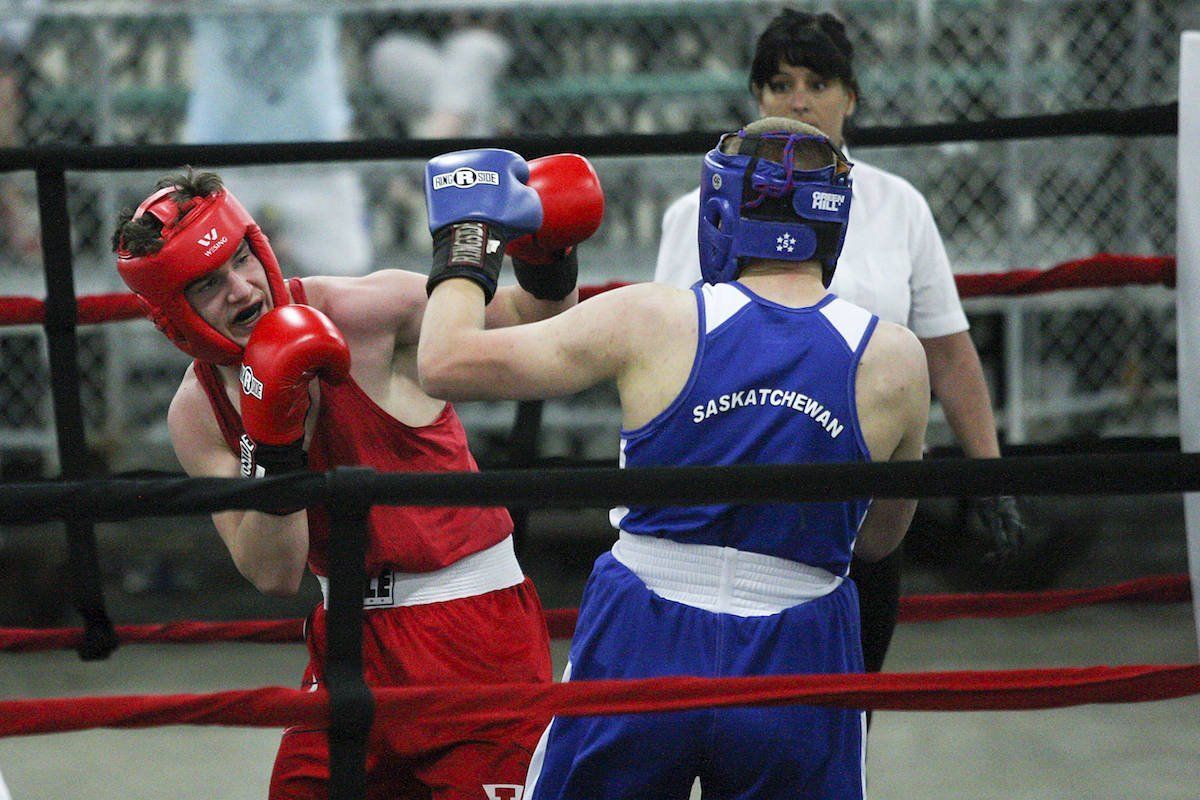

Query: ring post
left=324, top=467, right=375, bottom=800
left=35, top=163, right=117, bottom=661
left=1177, top=31, right=1200, bottom=656
left=505, top=399, right=545, bottom=555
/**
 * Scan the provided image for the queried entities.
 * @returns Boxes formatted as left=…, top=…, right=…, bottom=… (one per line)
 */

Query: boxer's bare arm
left=167, top=367, right=309, bottom=596
left=852, top=321, right=930, bottom=562
left=303, top=270, right=576, bottom=352
left=419, top=280, right=696, bottom=429
left=301, top=270, right=579, bottom=424
left=489, top=283, right=578, bottom=327
left=301, top=271, right=428, bottom=350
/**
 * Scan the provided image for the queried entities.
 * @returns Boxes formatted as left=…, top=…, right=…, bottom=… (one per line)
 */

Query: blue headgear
left=698, top=128, right=853, bottom=286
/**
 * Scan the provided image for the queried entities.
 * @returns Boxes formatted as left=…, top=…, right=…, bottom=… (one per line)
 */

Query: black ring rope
left=0, top=103, right=1177, bottom=173
left=0, top=451, right=1195, bottom=526
left=480, top=435, right=1187, bottom=473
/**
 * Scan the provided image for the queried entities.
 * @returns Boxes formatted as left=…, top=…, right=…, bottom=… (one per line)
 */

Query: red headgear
left=116, top=186, right=288, bottom=364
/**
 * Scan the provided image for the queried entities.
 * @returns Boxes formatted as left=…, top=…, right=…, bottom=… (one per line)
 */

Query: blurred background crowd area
left=0, top=0, right=1193, bottom=625
left=0, top=1, right=1191, bottom=473
left=0, top=0, right=1192, bottom=463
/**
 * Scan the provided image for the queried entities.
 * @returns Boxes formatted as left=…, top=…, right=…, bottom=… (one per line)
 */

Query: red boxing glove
left=507, top=154, right=604, bottom=264
left=239, top=305, right=351, bottom=457
left=505, top=154, right=603, bottom=301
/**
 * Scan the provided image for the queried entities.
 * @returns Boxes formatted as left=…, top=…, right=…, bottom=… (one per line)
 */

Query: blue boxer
left=527, top=551, right=866, bottom=800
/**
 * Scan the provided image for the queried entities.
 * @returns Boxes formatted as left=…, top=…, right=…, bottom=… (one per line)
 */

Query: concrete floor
left=1, top=599, right=1196, bottom=798
left=1, top=498, right=1197, bottom=799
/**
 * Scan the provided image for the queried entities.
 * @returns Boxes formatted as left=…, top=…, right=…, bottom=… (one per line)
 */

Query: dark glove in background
left=967, top=495, right=1026, bottom=565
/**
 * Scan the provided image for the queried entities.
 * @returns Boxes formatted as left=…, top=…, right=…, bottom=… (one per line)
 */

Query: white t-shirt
left=654, top=157, right=968, bottom=338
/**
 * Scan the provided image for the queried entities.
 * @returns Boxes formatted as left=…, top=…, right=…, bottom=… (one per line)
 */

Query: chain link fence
left=0, top=0, right=1192, bottom=473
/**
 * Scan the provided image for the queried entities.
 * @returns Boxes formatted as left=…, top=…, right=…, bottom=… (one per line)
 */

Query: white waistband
left=317, top=536, right=524, bottom=610
left=611, top=531, right=842, bottom=617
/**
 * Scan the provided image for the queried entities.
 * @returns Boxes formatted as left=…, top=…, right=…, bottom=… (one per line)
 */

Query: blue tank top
left=612, top=283, right=877, bottom=575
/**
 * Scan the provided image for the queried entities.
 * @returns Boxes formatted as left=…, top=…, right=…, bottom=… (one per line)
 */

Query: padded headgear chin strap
left=116, top=187, right=288, bottom=364
left=698, top=129, right=853, bottom=286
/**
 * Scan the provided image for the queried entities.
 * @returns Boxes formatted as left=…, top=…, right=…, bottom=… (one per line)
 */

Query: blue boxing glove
left=424, top=149, right=543, bottom=303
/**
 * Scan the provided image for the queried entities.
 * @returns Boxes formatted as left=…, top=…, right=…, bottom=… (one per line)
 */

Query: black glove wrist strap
left=239, top=436, right=308, bottom=516
left=428, top=222, right=507, bottom=303
left=512, top=247, right=579, bottom=301
left=243, top=436, right=308, bottom=476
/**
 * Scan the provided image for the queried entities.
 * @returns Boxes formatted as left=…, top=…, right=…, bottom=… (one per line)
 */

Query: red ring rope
left=1, top=664, right=1197, bottom=741
left=0, top=573, right=1187, bottom=653
left=0, top=253, right=1176, bottom=327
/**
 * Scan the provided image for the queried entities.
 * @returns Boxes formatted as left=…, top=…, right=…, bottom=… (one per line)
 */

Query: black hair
left=111, top=168, right=224, bottom=257
left=749, top=9, right=858, bottom=98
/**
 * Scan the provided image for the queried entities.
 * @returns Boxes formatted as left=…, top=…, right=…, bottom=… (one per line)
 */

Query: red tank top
left=193, top=278, right=512, bottom=575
